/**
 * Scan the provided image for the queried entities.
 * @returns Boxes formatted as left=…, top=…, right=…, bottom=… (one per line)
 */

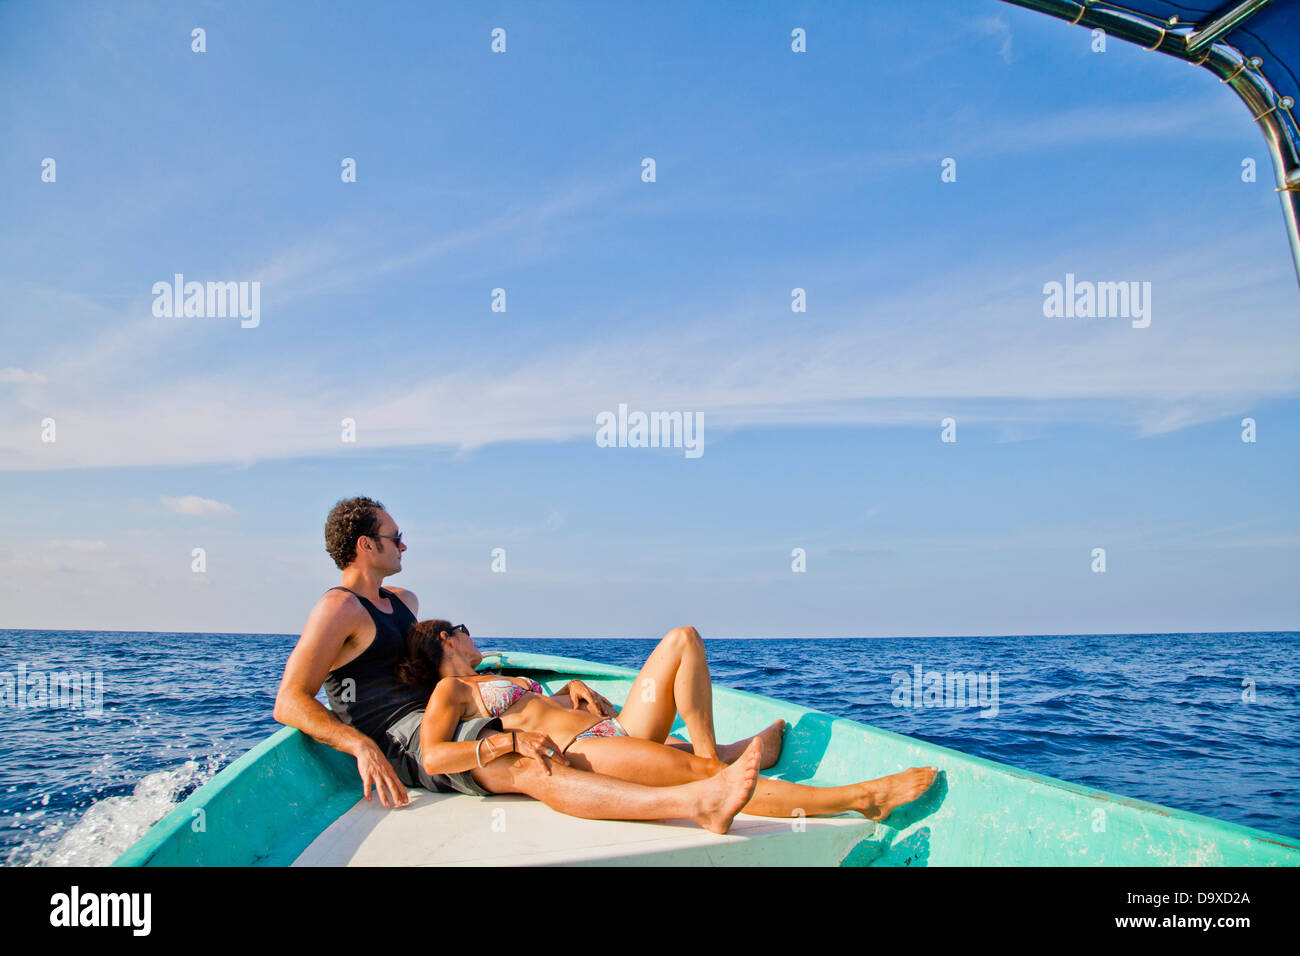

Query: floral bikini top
left=475, top=677, right=545, bottom=718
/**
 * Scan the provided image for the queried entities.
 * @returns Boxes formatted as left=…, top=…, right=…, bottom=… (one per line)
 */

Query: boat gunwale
left=488, top=651, right=1300, bottom=852
left=112, top=649, right=1300, bottom=866
left=112, top=724, right=311, bottom=866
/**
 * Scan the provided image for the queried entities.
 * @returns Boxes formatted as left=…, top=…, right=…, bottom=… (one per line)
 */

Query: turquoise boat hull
left=113, top=651, right=1300, bottom=866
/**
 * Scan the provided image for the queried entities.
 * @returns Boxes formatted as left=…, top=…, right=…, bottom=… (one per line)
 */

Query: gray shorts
left=383, top=708, right=502, bottom=797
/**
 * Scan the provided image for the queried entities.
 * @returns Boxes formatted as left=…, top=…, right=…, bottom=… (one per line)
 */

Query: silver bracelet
left=475, top=736, right=487, bottom=769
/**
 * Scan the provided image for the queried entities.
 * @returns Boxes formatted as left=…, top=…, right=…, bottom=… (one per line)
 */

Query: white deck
left=293, top=789, right=877, bottom=866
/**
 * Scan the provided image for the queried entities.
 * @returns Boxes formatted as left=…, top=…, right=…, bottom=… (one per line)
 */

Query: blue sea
left=1, top=629, right=1297, bottom=865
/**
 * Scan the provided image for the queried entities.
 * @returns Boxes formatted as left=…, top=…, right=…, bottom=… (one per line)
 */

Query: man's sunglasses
left=371, top=532, right=403, bottom=547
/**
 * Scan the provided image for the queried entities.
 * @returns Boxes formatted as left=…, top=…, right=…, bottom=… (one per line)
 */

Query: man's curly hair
left=324, top=496, right=386, bottom=570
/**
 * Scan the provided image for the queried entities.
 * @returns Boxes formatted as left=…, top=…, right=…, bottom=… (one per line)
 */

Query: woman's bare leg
left=467, top=740, right=763, bottom=834
left=616, top=626, right=784, bottom=766
left=566, top=736, right=938, bottom=821
left=616, top=627, right=719, bottom=756
left=664, top=727, right=787, bottom=767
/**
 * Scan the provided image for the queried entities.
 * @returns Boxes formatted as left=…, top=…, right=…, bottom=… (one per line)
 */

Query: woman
left=397, top=619, right=938, bottom=823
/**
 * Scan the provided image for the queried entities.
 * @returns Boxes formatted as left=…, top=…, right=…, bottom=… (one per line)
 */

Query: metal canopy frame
left=998, top=0, right=1300, bottom=292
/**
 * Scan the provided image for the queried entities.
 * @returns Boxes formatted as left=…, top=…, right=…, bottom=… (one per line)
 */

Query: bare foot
left=855, top=767, right=938, bottom=822
left=718, top=720, right=786, bottom=769
left=690, top=738, right=762, bottom=834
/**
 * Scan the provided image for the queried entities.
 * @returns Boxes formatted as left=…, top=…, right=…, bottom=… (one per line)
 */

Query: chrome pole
left=997, top=0, right=1300, bottom=294
left=1186, top=0, right=1273, bottom=55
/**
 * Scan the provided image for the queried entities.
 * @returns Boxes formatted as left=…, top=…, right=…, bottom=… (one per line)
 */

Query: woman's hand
left=510, top=731, right=571, bottom=776
left=565, top=680, right=617, bottom=717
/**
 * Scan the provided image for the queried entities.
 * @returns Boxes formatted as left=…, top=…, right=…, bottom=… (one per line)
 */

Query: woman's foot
left=689, top=738, right=762, bottom=834
left=855, top=767, right=939, bottom=822
left=718, top=719, right=786, bottom=769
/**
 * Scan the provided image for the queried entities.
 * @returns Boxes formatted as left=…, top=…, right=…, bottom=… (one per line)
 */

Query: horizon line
left=2, top=628, right=1297, bottom=640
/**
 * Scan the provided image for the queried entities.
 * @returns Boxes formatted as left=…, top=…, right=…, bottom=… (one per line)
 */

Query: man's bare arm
left=272, top=590, right=410, bottom=807
left=386, top=586, right=419, bottom=620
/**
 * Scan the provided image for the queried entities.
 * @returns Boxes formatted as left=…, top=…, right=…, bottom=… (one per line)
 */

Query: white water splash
left=10, top=757, right=225, bottom=867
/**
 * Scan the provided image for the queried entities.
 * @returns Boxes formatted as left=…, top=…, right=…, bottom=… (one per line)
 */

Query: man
left=272, top=496, right=762, bottom=833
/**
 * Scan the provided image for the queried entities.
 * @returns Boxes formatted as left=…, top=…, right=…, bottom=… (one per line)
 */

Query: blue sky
left=1, top=1, right=1297, bottom=637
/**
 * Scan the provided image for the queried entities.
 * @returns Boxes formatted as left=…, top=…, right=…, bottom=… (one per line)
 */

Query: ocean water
left=1, top=629, right=1296, bottom=865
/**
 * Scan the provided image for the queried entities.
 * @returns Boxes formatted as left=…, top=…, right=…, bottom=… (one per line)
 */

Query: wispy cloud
left=161, top=496, right=236, bottom=517
left=246, top=173, right=628, bottom=309
left=0, top=368, right=47, bottom=385
left=970, top=14, right=1015, bottom=65
left=47, top=539, right=107, bottom=550
left=789, top=94, right=1248, bottom=181
left=1, top=227, right=1294, bottom=471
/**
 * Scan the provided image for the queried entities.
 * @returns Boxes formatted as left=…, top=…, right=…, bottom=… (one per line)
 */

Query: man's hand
left=510, top=731, right=571, bottom=776
left=353, top=737, right=410, bottom=808
left=275, top=589, right=420, bottom=808
left=565, top=680, right=617, bottom=717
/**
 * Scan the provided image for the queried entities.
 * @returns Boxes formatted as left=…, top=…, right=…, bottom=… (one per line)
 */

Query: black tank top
left=321, top=587, right=426, bottom=744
